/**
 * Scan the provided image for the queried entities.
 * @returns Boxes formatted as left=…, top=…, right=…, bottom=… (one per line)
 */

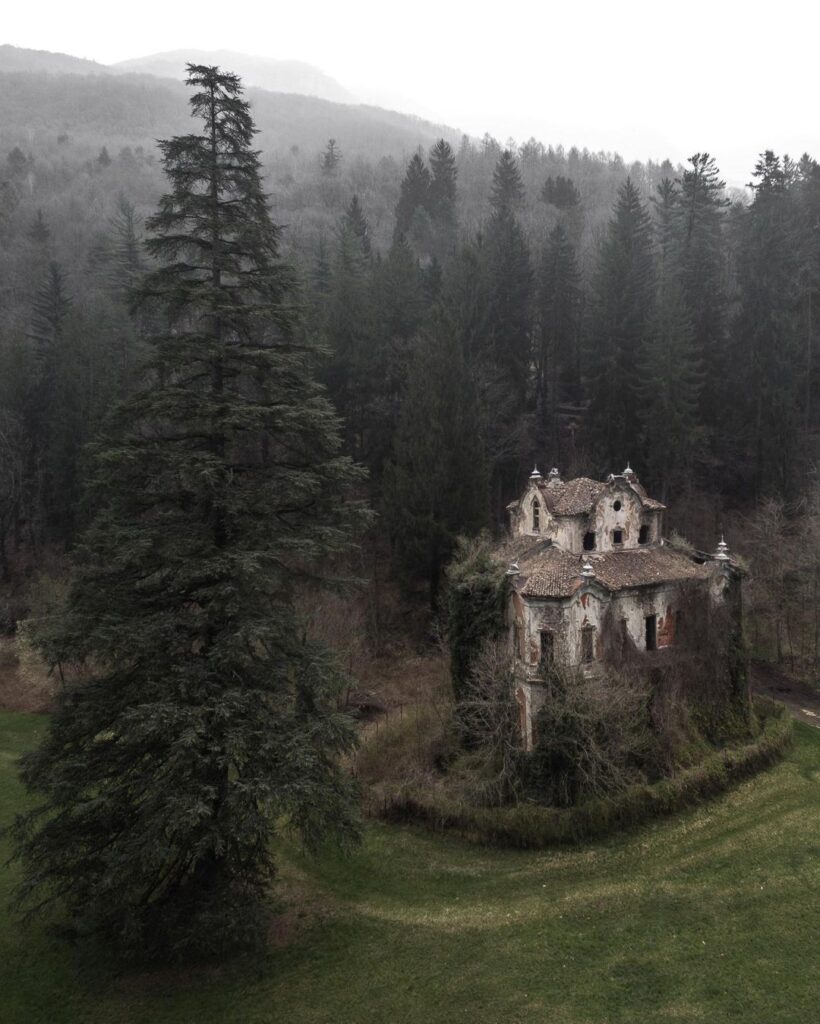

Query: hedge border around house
left=380, top=698, right=794, bottom=849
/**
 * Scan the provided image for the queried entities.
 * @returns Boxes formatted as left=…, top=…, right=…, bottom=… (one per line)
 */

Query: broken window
left=581, top=626, right=595, bottom=663
left=639, top=524, right=650, bottom=545
left=645, top=614, right=657, bottom=651
left=531, top=498, right=540, bottom=531
left=583, top=531, right=596, bottom=551
left=539, top=630, right=554, bottom=668
left=613, top=529, right=624, bottom=545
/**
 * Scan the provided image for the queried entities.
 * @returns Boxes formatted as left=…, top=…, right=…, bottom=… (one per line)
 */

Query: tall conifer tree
left=9, top=66, right=368, bottom=961
left=585, top=178, right=654, bottom=469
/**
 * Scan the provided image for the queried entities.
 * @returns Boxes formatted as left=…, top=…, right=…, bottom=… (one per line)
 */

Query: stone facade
left=503, top=466, right=739, bottom=749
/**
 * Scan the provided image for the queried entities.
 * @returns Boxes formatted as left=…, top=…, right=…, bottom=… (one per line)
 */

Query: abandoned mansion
left=503, top=465, right=741, bottom=748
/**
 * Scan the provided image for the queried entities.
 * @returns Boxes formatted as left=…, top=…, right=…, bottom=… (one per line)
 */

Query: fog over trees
left=0, top=41, right=817, bottom=972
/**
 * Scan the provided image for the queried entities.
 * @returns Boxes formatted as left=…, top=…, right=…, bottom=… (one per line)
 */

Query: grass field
left=0, top=710, right=817, bottom=1024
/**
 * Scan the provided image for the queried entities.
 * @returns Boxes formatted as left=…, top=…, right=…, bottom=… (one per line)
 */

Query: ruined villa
left=503, top=465, right=740, bottom=748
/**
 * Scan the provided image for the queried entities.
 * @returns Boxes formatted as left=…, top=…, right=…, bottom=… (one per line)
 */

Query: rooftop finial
left=529, top=465, right=542, bottom=481
left=548, top=466, right=561, bottom=483
left=506, top=560, right=520, bottom=577
left=580, top=561, right=596, bottom=579
left=714, top=535, right=730, bottom=561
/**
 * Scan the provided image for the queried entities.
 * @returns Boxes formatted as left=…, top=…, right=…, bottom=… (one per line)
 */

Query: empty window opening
left=639, top=524, right=650, bottom=545
left=645, top=614, right=657, bottom=651
left=531, top=498, right=540, bottom=531
left=514, top=624, right=525, bottom=659
left=613, top=500, right=622, bottom=511
left=539, top=630, right=554, bottom=667
left=581, top=627, right=595, bottom=663
left=613, top=529, right=624, bottom=545
left=583, top=531, right=596, bottom=551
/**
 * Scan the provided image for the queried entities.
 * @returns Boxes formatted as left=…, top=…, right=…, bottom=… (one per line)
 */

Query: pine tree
left=674, top=153, right=729, bottom=416
left=395, top=152, right=432, bottom=237
left=323, top=219, right=375, bottom=460
left=535, top=224, right=582, bottom=457
left=9, top=65, right=368, bottom=962
left=731, top=152, right=803, bottom=495
left=540, top=175, right=581, bottom=210
left=321, top=138, right=341, bottom=175
left=26, top=261, right=79, bottom=542
left=344, top=194, right=371, bottom=258
left=428, top=138, right=458, bottom=226
left=636, top=275, right=703, bottom=500
left=485, top=210, right=532, bottom=406
left=384, top=317, right=489, bottom=606
left=489, top=149, right=525, bottom=217
left=585, top=178, right=655, bottom=469
left=27, top=209, right=51, bottom=245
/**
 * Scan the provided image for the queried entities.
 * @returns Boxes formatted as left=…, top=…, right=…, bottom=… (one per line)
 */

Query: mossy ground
left=0, top=710, right=817, bottom=1024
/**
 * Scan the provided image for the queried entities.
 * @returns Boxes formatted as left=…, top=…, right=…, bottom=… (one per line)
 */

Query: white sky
left=5, top=0, right=819, bottom=184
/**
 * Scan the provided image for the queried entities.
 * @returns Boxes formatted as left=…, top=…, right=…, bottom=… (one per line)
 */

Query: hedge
left=380, top=698, right=793, bottom=848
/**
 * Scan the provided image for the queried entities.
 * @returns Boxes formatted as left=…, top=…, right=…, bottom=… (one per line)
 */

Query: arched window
left=531, top=498, right=540, bottom=531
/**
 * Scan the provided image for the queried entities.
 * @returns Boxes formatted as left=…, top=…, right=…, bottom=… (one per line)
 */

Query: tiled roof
left=516, top=475, right=667, bottom=516
left=510, top=543, right=709, bottom=599
left=518, top=546, right=582, bottom=597
left=590, top=548, right=709, bottom=590
left=541, top=477, right=606, bottom=515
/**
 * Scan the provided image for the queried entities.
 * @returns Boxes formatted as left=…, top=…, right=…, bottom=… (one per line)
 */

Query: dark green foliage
left=343, top=194, right=371, bottom=257
left=484, top=210, right=533, bottom=405
left=535, top=223, right=582, bottom=456
left=395, top=152, right=431, bottom=237
left=585, top=177, right=655, bottom=468
left=674, top=153, right=729, bottom=418
left=384, top=322, right=489, bottom=605
left=385, top=700, right=792, bottom=848
left=540, top=175, right=580, bottom=209
left=428, top=138, right=458, bottom=229
left=445, top=536, right=507, bottom=702
left=489, top=149, right=525, bottom=217
left=7, top=65, right=369, bottom=963
left=26, top=208, right=50, bottom=245
left=636, top=275, right=703, bottom=500
left=321, top=138, right=341, bottom=175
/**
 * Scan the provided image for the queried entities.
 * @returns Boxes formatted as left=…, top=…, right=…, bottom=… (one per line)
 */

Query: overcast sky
left=6, top=0, right=819, bottom=184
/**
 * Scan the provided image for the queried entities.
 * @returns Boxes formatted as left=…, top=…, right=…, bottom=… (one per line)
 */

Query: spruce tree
left=674, top=153, right=729, bottom=417
left=343, top=194, right=371, bottom=258
left=395, top=152, right=431, bottom=237
left=636, top=276, right=703, bottom=500
left=8, top=66, right=368, bottom=962
left=489, top=149, right=525, bottom=217
left=585, top=178, right=655, bottom=469
left=535, top=223, right=582, bottom=457
left=428, top=138, right=458, bottom=227
left=384, top=317, right=489, bottom=606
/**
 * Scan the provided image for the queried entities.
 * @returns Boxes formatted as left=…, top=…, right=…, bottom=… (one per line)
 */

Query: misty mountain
left=0, top=43, right=108, bottom=76
left=0, top=68, right=457, bottom=160
left=112, top=49, right=355, bottom=105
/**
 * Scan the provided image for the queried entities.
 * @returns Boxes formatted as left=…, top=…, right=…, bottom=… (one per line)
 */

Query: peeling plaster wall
left=514, top=581, right=691, bottom=683
left=588, top=483, right=657, bottom=553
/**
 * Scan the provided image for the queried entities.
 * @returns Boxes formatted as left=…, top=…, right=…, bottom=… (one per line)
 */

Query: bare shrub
left=526, top=663, right=651, bottom=807
left=452, top=641, right=524, bottom=807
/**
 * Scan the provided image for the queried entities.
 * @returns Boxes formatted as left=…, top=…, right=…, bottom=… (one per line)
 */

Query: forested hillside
left=0, top=64, right=817, bottom=665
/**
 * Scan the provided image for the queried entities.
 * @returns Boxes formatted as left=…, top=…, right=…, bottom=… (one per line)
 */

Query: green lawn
left=1, top=710, right=818, bottom=1024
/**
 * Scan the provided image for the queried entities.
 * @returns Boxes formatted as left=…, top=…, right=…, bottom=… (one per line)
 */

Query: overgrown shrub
left=445, top=536, right=507, bottom=703
left=526, top=664, right=651, bottom=806
left=381, top=699, right=792, bottom=848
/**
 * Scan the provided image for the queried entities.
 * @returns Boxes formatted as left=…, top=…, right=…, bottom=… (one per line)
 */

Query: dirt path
left=750, top=659, right=820, bottom=728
